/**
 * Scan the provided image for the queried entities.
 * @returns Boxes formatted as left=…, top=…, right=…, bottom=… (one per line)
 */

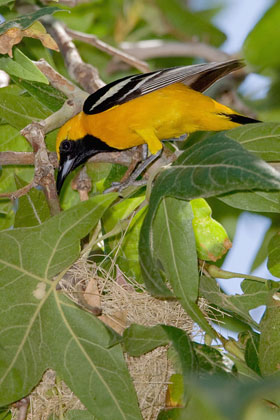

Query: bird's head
left=56, top=112, right=118, bottom=193
left=56, top=113, right=99, bottom=193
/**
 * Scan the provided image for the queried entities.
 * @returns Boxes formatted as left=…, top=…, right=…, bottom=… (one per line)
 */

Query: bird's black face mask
left=56, top=135, right=118, bottom=194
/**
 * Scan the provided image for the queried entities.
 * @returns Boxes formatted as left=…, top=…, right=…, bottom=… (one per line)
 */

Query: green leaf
left=124, top=324, right=197, bottom=404
left=155, top=0, right=226, bottom=46
left=0, top=0, right=14, bottom=9
left=0, top=408, right=12, bottom=420
left=0, top=201, right=14, bottom=231
left=194, top=343, right=233, bottom=376
left=225, top=123, right=280, bottom=161
left=159, top=375, right=280, bottom=419
left=14, top=175, right=50, bottom=227
left=162, top=325, right=197, bottom=404
left=259, top=292, right=280, bottom=376
left=0, top=124, right=32, bottom=151
left=0, top=86, right=50, bottom=129
left=123, top=324, right=169, bottom=356
left=66, top=410, right=96, bottom=420
left=199, top=276, right=274, bottom=329
left=219, top=191, right=280, bottom=213
left=206, top=305, right=253, bottom=333
left=102, top=196, right=146, bottom=282
left=165, top=373, right=184, bottom=408
left=153, top=197, right=214, bottom=335
left=0, top=193, right=143, bottom=419
left=151, top=133, right=280, bottom=200
left=158, top=379, right=225, bottom=420
left=0, top=166, right=33, bottom=194
left=117, top=207, right=146, bottom=282
left=267, top=232, right=280, bottom=277
left=251, top=222, right=279, bottom=272
left=0, top=48, right=48, bottom=83
left=243, top=3, right=280, bottom=68
left=153, top=198, right=198, bottom=301
left=0, top=7, right=63, bottom=34
left=12, top=76, right=66, bottom=112
left=245, top=331, right=261, bottom=376
left=139, top=134, right=280, bottom=334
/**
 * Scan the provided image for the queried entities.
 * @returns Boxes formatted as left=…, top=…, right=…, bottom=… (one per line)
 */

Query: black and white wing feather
left=83, top=59, right=244, bottom=115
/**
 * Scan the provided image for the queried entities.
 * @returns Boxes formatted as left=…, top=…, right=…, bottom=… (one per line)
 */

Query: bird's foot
left=104, top=179, right=147, bottom=194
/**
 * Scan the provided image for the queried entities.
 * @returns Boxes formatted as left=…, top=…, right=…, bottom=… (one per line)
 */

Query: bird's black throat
left=57, top=134, right=119, bottom=193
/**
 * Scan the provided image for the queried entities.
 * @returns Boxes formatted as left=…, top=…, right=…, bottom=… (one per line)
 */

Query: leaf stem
left=206, top=264, right=268, bottom=284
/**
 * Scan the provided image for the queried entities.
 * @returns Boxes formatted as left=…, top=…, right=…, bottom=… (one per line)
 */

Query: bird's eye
left=60, top=139, right=74, bottom=153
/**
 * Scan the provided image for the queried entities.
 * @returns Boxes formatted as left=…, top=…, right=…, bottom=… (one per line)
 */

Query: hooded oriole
left=56, top=59, right=259, bottom=192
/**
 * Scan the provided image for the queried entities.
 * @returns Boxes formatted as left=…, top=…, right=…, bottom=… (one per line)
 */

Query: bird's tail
left=221, top=113, right=261, bottom=124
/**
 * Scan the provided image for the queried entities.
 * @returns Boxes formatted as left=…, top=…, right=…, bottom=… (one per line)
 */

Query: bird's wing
left=83, top=59, right=244, bottom=115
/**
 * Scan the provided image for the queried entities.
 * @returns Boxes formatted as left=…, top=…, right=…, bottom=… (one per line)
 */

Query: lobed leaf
left=66, top=411, right=96, bottom=420
left=0, top=123, right=31, bottom=152
left=0, top=194, right=143, bottom=419
left=14, top=175, right=50, bottom=228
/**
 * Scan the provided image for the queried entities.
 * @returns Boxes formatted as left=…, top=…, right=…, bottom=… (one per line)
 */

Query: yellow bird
left=56, top=59, right=259, bottom=192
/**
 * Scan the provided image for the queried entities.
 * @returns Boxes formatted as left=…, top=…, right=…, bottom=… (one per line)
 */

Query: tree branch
left=21, top=123, right=61, bottom=215
left=0, top=181, right=35, bottom=199
left=0, top=150, right=140, bottom=168
left=33, top=59, right=88, bottom=133
left=65, top=27, right=150, bottom=73
left=120, top=39, right=231, bottom=62
left=0, top=152, right=35, bottom=165
left=43, top=18, right=105, bottom=92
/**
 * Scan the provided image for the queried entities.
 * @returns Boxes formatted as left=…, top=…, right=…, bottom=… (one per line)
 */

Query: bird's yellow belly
left=82, top=83, right=239, bottom=151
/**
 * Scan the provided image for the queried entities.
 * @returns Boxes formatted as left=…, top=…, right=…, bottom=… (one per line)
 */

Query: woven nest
left=12, top=258, right=211, bottom=420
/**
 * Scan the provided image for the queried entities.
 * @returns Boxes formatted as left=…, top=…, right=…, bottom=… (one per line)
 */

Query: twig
left=121, top=39, right=230, bottom=62
left=205, top=264, right=268, bottom=284
left=34, top=59, right=86, bottom=99
left=21, top=123, right=60, bottom=215
left=71, top=166, right=92, bottom=201
left=0, top=149, right=144, bottom=168
left=65, top=27, right=150, bottom=73
left=0, top=151, right=34, bottom=165
left=43, top=18, right=105, bottom=92
left=32, top=59, right=89, bottom=133
left=0, top=181, right=35, bottom=199
left=42, top=0, right=88, bottom=5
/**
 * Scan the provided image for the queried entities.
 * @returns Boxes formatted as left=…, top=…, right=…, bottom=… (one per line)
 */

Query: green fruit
left=190, top=198, right=232, bottom=261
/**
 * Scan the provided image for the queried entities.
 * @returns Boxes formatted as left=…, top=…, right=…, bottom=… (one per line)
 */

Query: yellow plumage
left=55, top=60, right=260, bottom=192
left=57, top=83, right=242, bottom=157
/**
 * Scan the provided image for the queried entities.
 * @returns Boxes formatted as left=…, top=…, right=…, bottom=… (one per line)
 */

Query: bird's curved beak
left=56, top=157, right=76, bottom=194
